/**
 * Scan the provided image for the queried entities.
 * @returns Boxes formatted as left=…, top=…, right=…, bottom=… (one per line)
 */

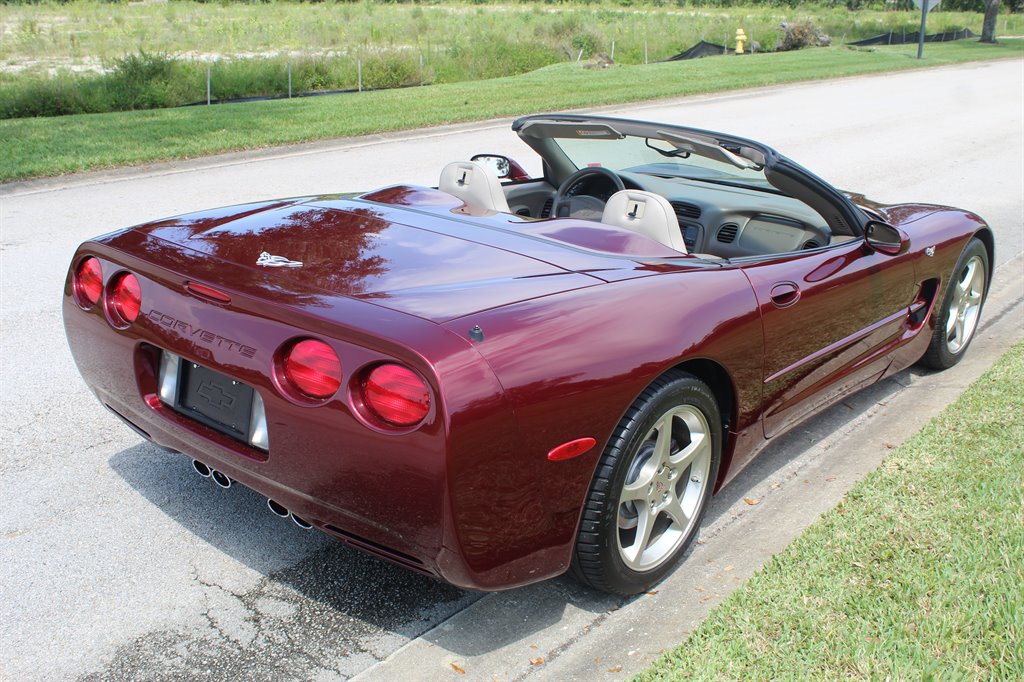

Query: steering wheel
left=550, top=167, right=625, bottom=221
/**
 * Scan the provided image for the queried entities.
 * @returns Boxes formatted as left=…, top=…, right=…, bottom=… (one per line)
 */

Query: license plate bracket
left=177, top=361, right=254, bottom=441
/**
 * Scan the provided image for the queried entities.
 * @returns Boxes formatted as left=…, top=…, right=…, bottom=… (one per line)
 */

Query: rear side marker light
left=108, top=272, right=141, bottom=325
left=361, top=364, right=431, bottom=427
left=73, top=257, right=103, bottom=307
left=281, top=339, right=342, bottom=400
left=547, top=437, right=597, bottom=461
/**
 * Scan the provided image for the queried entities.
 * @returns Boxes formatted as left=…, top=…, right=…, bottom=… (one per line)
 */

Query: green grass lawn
left=2, top=39, right=1021, bottom=184
left=638, top=340, right=1024, bottom=680
left=5, top=1, right=1016, bottom=68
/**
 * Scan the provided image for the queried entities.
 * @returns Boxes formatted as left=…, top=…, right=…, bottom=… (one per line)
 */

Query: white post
left=358, top=59, right=362, bottom=92
left=287, top=62, right=292, bottom=98
left=611, top=40, right=615, bottom=60
left=576, top=48, right=583, bottom=63
left=644, top=41, right=648, bottom=64
left=206, top=66, right=211, bottom=105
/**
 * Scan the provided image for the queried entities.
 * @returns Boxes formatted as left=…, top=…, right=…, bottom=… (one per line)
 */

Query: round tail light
left=362, top=364, right=430, bottom=427
left=108, top=272, right=141, bottom=325
left=73, top=257, right=103, bottom=307
left=282, top=339, right=342, bottom=400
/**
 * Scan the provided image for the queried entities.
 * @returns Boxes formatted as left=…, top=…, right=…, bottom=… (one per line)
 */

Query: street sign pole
left=917, top=0, right=928, bottom=59
left=913, top=0, right=941, bottom=59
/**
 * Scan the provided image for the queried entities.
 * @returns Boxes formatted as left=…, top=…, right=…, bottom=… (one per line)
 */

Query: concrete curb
left=352, top=253, right=1023, bottom=682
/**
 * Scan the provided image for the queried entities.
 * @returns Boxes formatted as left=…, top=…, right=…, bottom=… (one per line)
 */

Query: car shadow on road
left=106, top=365, right=923, bottom=672
left=107, top=445, right=481, bottom=678
left=700, top=366, right=920, bottom=528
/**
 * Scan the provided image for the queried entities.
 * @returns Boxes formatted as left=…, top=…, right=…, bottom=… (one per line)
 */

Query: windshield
left=554, top=133, right=776, bottom=192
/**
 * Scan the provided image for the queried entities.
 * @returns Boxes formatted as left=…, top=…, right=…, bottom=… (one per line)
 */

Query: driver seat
left=601, top=190, right=688, bottom=253
left=439, top=161, right=510, bottom=214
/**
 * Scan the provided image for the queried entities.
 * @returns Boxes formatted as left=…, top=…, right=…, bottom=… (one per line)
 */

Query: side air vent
left=717, top=223, right=739, bottom=243
left=540, top=197, right=554, bottom=218
left=670, top=201, right=702, bottom=221
left=803, top=239, right=820, bottom=250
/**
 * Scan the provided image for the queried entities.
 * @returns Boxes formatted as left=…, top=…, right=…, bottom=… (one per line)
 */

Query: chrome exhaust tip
left=192, top=460, right=211, bottom=478
left=290, top=513, right=312, bottom=530
left=210, top=469, right=232, bottom=489
left=267, top=499, right=289, bottom=518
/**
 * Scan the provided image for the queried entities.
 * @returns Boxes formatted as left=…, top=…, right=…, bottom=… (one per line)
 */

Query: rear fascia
left=63, top=233, right=521, bottom=587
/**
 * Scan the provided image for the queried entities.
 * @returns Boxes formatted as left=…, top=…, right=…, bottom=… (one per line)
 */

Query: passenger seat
left=439, top=161, right=511, bottom=214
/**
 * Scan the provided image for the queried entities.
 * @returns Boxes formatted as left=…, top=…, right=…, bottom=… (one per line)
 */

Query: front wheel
left=920, top=237, right=989, bottom=370
left=573, top=372, right=721, bottom=595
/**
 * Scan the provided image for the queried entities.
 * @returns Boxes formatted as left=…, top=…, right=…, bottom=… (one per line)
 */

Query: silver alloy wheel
left=616, top=404, right=712, bottom=572
left=945, top=255, right=986, bottom=355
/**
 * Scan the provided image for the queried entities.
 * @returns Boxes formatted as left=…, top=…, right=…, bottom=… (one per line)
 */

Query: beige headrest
left=601, top=190, right=687, bottom=253
left=438, top=161, right=511, bottom=214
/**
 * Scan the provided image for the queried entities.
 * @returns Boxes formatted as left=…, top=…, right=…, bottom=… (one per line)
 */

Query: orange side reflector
left=547, top=437, right=597, bottom=461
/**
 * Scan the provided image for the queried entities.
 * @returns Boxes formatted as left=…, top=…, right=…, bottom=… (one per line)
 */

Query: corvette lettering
left=146, top=309, right=256, bottom=358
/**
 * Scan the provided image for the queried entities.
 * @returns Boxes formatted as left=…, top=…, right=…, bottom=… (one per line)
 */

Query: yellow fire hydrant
left=735, top=28, right=748, bottom=55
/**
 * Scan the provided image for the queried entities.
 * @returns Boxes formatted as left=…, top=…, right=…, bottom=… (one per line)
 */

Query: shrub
left=776, top=20, right=832, bottom=51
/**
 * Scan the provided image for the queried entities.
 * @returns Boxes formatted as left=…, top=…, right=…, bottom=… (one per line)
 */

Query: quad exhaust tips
left=192, top=460, right=231, bottom=488
left=266, top=498, right=312, bottom=529
left=191, top=462, right=308, bottom=528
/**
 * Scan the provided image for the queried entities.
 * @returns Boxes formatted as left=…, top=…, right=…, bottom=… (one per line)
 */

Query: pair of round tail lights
left=74, top=256, right=141, bottom=326
left=281, top=339, right=431, bottom=427
left=73, top=256, right=430, bottom=428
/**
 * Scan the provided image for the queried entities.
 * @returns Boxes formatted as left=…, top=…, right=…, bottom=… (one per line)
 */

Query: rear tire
left=573, top=371, right=721, bottom=596
left=920, top=238, right=988, bottom=370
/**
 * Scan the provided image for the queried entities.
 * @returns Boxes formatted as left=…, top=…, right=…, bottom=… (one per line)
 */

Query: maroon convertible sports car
left=64, top=114, right=992, bottom=595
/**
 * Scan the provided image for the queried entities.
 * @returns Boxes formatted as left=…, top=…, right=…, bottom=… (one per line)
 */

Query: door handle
left=770, top=281, right=801, bottom=308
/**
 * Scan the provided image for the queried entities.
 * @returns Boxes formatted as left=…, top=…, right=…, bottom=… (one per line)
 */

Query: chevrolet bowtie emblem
left=256, top=251, right=303, bottom=268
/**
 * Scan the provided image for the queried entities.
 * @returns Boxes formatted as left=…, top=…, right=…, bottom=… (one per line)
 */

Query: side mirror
left=470, top=154, right=529, bottom=181
left=864, top=221, right=909, bottom=256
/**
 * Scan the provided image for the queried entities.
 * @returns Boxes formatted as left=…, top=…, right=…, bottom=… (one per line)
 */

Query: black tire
left=920, top=237, right=989, bottom=370
left=572, top=371, right=721, bottom=595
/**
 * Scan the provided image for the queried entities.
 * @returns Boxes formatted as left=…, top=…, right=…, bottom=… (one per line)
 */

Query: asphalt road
left=1, top=59, right=1022, bottom=681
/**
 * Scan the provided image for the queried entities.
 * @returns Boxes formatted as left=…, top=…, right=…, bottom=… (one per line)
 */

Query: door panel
left=740, top=241, right=917, bottom=437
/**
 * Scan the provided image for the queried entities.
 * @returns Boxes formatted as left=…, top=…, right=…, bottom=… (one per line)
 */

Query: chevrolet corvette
left=63, top=114, right=992, bottom=595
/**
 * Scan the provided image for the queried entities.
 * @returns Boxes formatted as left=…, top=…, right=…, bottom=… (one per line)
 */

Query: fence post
left=576, top=48, right=583, bottom=63
left=644, top=41, right=648, bottom=64
left=610, top=40, right=615, bottom=60
left=206, top=66, right=211, bottom=106
left=358, top=59, right=362, bottom=92
left=288, top=62, right=292, bottom=98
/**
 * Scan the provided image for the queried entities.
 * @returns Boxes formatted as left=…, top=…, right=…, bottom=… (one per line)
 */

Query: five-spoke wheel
left=922, top=237, right=989, bottom=369
left=573, top=371, right=720, bottom=595
left=616, top=405, right=712, bottom=572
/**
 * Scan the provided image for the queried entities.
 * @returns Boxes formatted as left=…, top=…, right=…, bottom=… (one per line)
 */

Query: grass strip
left=3, top=40, right=1021, bottom=184
left=637, top=340, right=1024, bottom=680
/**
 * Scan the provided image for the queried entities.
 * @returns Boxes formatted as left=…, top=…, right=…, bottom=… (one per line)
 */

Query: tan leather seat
left=439, top=161, right=510, bottom=214
left=601, top=190, right=688, bottom=253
